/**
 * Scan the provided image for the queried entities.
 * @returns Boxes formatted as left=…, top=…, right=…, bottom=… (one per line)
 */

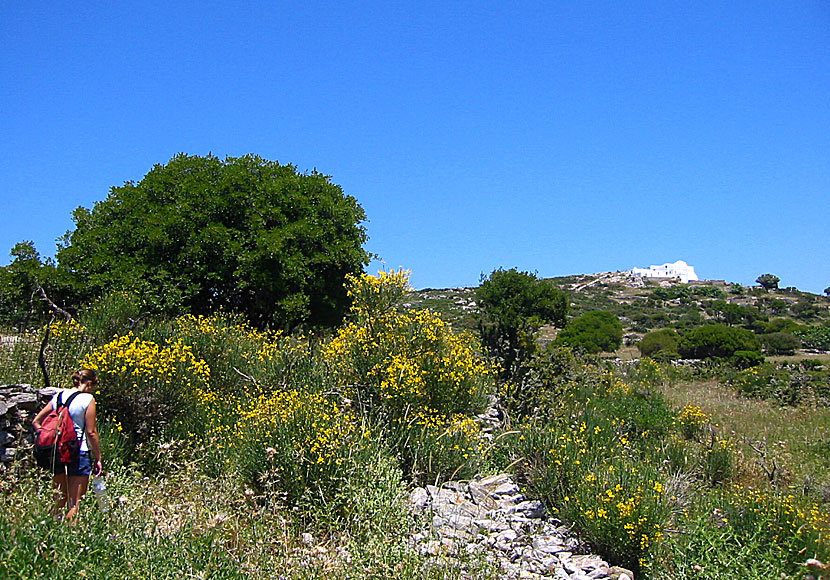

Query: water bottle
left=91, top=475, right=110, bottom=513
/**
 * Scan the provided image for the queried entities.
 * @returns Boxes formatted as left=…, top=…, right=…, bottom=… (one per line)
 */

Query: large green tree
left=56, top=154, right=369, bottom=329
left=476, top=268, right=568, bottom=382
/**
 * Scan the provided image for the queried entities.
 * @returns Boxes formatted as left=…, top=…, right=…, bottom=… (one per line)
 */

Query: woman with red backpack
left=32, top=368, right=103, bottom=521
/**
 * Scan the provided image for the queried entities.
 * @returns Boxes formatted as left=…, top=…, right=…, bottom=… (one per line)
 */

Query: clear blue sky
left=2, top=2, right=828, bottom=293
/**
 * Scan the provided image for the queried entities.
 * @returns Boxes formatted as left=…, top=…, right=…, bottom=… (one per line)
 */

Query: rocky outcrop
left=0, top=384, right=58, bottom=472
left=409, top=474, right=634, bottom=580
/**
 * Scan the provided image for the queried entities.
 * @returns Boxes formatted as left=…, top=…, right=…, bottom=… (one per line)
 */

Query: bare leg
left=65, top=476, right=89, bottom=522
left=52, top=473, right=68, bottom=518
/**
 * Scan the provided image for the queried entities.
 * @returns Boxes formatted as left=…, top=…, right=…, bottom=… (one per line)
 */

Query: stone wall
left=0, top=384, right=58, bottom=472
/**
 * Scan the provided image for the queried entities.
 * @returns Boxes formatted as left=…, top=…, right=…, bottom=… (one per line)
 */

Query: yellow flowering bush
left=80, top=332, right=211, bottom=442
left=396, top=411, right=486, bottom=482
left=231, top=388, right=372, bottom=513
left=324, top=270, right=493, bottom=482
left=345, top=268, right=412, bottom=320
left=171, top=313, right=329, bottom=398
left=514, top=415, right=671, bottom=574
left=676, top=404, right=710, bottom=440
left=45, top=319, right=87, bottom=341
left=326, top=274, right=491, bottom=417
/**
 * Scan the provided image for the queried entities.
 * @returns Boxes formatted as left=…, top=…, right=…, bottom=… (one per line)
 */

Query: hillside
left=410, top=272, right=830, bottom=356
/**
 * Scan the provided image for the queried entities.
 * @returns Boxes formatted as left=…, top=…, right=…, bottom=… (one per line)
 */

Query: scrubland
left=1, top=272, right=828, bottom=579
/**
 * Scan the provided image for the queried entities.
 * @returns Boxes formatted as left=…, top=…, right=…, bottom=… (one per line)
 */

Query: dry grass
left=767, top=351, right=830, bottom=364
left=662, top=378, right=830, bottom=497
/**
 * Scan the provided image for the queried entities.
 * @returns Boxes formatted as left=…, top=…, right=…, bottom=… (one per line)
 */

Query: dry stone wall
left=0, top=384, right=58, bottom=472
left=409, top=474, right=635, bottom=580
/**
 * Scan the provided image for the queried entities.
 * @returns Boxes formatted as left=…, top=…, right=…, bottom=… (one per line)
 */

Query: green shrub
left=698, top=436, right=735, bottom=486
left=497, top=345, right=597, bottom=420
left=760, top=332, right=801, bottom=355
left=678, top=324, right=761, bottom=360
left=795, top=325, right=830, bottom=350
left=729, top=349, right=765, bottom=369
left=638, top=329, right=680, bottom=359
left=476, top=267, right=568, bottom=383
left=556, top=311, right=623, bottom=354
left=80, top=290, right=150, bottom=342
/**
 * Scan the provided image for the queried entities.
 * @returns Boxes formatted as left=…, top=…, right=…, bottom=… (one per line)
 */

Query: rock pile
left=0, top=384, right=57, bottom=472
left=409, top=474, right=634, bottom=580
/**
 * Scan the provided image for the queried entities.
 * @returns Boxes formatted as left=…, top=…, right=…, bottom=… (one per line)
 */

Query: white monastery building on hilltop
left=630, top=260, right=699, bottom=283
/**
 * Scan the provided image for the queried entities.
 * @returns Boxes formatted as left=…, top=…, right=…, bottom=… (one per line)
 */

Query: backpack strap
left=56, top=390, right=82, bottom=410
left=59, top=390, right=86, bottom=446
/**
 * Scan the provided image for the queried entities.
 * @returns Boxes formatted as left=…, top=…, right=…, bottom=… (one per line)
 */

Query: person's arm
left=31, top=399, right=55, bottom=431
left=84, top=398, right=103, bottom=477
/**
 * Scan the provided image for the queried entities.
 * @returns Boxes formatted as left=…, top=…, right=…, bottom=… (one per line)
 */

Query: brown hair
left=76, top=369, right=98, bottom=385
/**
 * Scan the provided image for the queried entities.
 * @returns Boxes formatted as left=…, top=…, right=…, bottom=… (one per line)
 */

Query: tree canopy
left=756, top=274, right=780, bottom=290
left=476, top=268, right=568, bottom=382
left=56, top=154, right=369, bottom=329
left=0, top=241, right=73, bottom=325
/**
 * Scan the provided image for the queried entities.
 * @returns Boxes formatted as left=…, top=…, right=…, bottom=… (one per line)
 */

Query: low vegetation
left=1, top=270, right=829, bottom=579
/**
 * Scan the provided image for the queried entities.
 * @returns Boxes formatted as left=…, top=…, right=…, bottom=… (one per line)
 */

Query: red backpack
left=34, top=391, right=83, bottom=469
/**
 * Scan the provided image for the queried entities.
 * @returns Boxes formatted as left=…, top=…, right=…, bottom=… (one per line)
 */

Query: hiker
left=32, top=368, right=103, bottom=521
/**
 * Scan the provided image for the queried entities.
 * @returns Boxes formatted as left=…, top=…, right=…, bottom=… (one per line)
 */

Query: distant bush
left=678, top=324, right=761, bottom=360
left=556, top=311, right=623, bottom=354
left=792, top=300, right=821, bottom=320
left=729, top=349, right=765, bottom=369
left=755, top=317, right=801, bottom=334
left=760, top=332, right=801, bottom=355
left=795, top=325, right=830, bottom=350
left=674, top=311, right=704, bottom=331
left=650, top=286, right=691, bottom=301
left=728, top=363, right=830, bottom=406
left=691, top=286, right=725, bottom=299
left=638, top=329, right=680, bottom=360
left=756, top=273, right=780, bottom=290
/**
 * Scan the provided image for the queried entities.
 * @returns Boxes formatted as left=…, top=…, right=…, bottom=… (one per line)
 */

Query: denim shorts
left=53, top=451, right=92, bottom=476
